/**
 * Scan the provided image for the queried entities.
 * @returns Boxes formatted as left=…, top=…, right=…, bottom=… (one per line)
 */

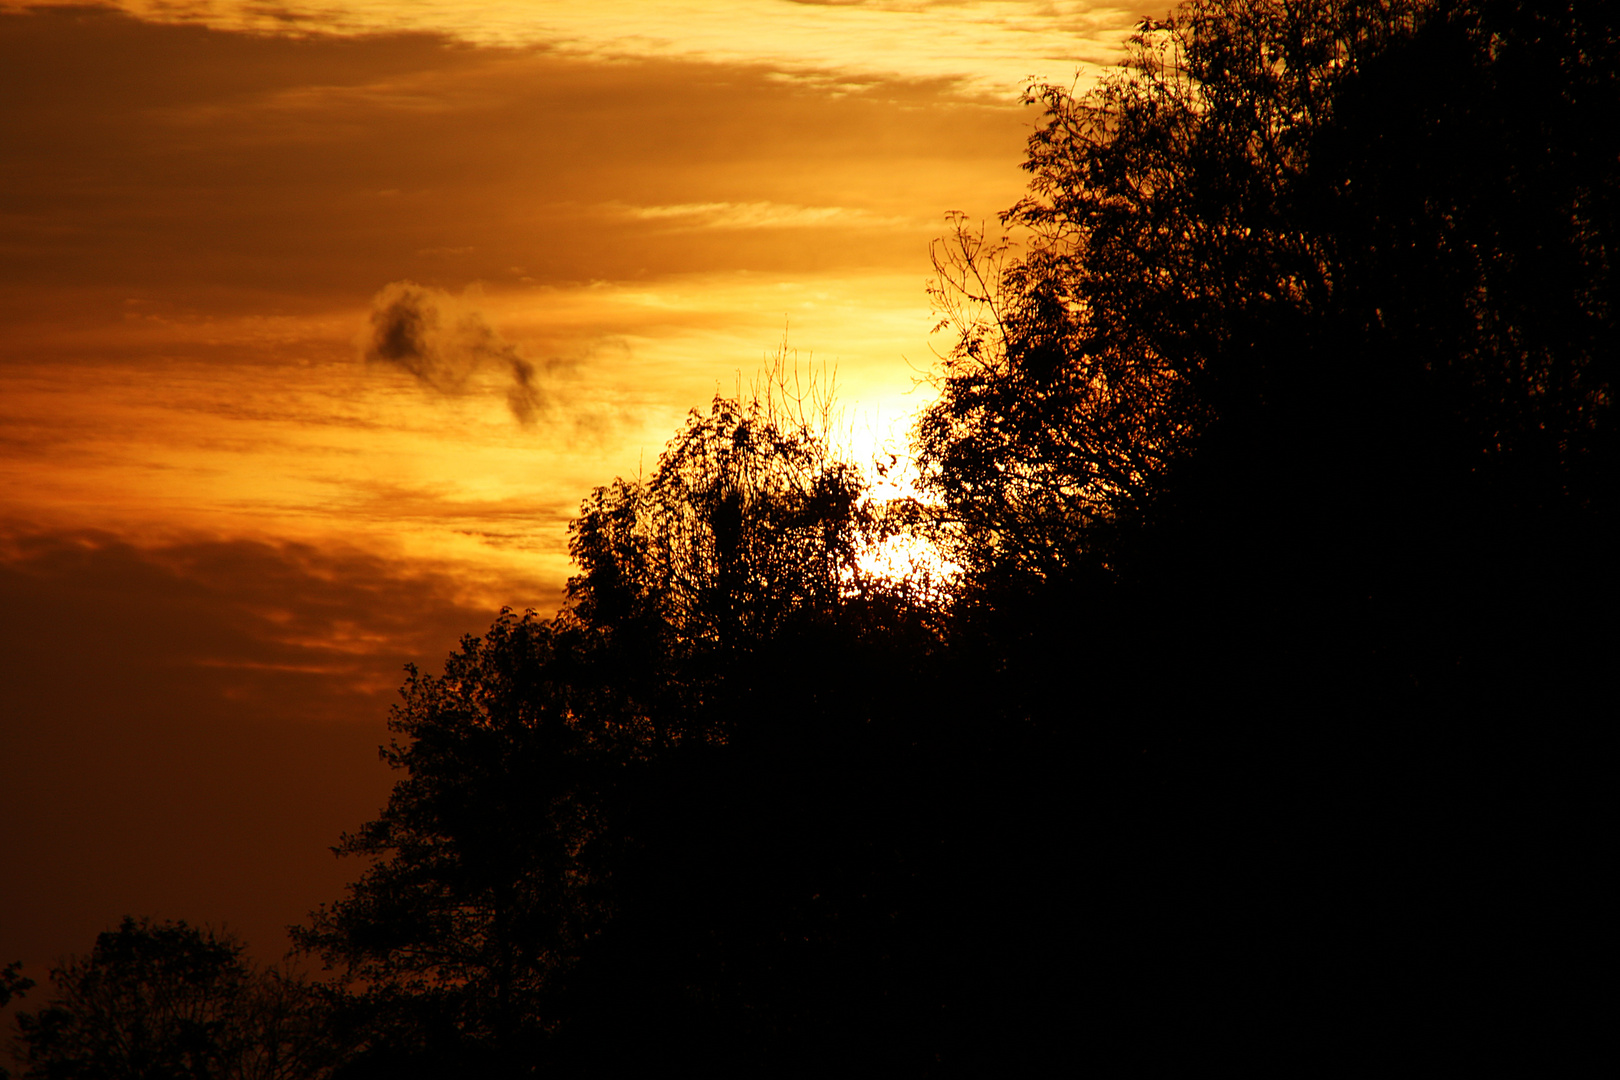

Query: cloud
left=16, top=1, right=1148, bottom=99
left=620, top=200, right=912, bottom=231
left=364, top=280, right=550, bottom=425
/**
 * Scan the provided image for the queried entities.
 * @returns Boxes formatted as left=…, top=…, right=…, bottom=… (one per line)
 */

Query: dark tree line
left=10, top=0, right=1610, bottom=1074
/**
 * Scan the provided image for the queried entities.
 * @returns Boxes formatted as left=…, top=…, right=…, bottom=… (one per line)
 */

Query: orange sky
left=0, top=0, right=1153, bottom=982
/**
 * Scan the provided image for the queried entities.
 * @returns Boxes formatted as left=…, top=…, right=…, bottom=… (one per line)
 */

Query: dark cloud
left=0, top=530, right=524, bottom=974
left=507, top=356, right=541, bottom=426
left=365, top=280, right=548, bottom=425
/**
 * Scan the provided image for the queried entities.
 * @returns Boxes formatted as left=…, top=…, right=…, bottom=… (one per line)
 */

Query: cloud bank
left=9, top=0, right=1149, bottom=98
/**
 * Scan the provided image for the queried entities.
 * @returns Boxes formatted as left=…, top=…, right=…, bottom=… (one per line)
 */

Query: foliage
left=920, top=0, right=1616, bottom=592
left=568, top=357, right=887, bottom=655
left=291, top=612, right=623, bottom=1073
left=9, top=919, right=330, bottom=1080
left=293, top=375, right=944, bottom=1073
left=910, top=3, right=1615, bottom=1065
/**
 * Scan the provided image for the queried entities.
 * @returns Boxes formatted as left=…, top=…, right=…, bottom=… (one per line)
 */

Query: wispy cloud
left=618, top=201, right=911, bottom=231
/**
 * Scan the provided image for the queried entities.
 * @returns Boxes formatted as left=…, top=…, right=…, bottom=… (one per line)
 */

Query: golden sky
left=0, top=0, right=1151, bottom=974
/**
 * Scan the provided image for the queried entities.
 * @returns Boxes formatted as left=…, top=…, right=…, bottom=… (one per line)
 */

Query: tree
left=911, top=3, right=1615, bottom=1068
left=291, top=610, right=625, bottom=1077
left=9, top=919, right=331, bottom=1080
left=1, top=962, right=34, bottom=1080
left=294, top=378, right=948, bottom=1074
left=568, top=362, right=885, bottom=644
left=919, top=0, right=1615, bottom=709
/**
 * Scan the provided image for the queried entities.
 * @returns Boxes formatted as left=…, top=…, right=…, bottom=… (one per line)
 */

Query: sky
left=0, top=0, right=1155, bottom=983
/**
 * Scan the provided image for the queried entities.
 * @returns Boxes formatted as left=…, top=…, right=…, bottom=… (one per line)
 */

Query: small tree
left=9, top=919, right=331, bottom=1080
left=291, top=611, right=625, bottom=1075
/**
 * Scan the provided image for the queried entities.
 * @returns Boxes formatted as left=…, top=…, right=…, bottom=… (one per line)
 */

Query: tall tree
left=920, top=0, right=1615, bottom=708
left=916, top=1, right=1614, bottom=1067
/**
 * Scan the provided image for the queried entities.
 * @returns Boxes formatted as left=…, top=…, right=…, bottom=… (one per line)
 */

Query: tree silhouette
left=9, top=919, right=331, bottom=1080
left=916, top=1, right=1614, bottom=1066
left=570, top=393, right=876, bottom=652
left=921, top=0, right=1614, bottom=709
left=0, top=962, right=33, bottom=1080
left=291, top=610, right=625, bottom=1077
left=296, top=383, right=955, bottom=1074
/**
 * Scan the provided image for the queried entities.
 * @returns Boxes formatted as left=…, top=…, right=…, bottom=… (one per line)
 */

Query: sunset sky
left=0, top=0, right=1154, bottom=979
